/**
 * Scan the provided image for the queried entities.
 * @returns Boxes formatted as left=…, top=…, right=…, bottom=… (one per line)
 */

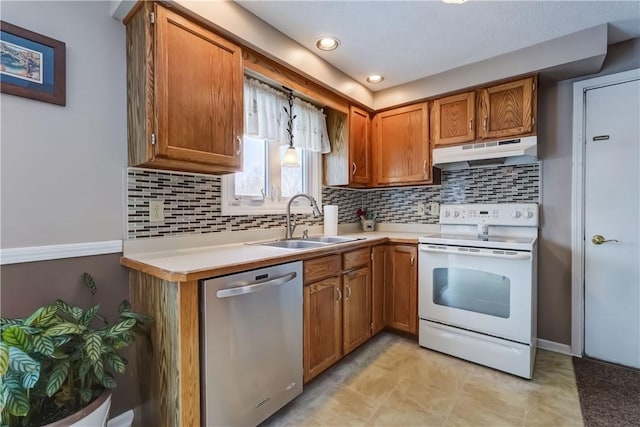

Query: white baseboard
left=537, top=338, right=576, bottom=356
left=0, top=240, right=123, bottom=265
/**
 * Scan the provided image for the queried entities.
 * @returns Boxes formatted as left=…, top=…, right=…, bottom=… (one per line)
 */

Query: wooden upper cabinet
left=126, top=3, right=243, bottom=174
left=479, top=77, right=536, bottom=140
left=431, top=91, right=476, bottom=147
left=349, top=106, right=371, bottom=186
left=374, top=102, right=432, bottom=185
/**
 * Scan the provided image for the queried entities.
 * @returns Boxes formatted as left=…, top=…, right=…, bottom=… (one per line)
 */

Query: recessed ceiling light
left=366, top=75, right=385, bottom=84
left=315, top=37, right=340, bottom=51
left=442, top=0, right=468, bottom=3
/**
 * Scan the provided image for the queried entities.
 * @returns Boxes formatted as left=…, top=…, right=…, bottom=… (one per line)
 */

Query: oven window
left=433, top=268, right=510, bottom=318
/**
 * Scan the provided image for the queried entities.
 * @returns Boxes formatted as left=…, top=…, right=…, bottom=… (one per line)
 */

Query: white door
left=584, top=77, right=640, bottom=368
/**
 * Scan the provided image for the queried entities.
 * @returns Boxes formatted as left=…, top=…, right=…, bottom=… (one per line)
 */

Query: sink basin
left=255, top=240, right=329, bottom=249
left=305, top=236, right=363, bottom=244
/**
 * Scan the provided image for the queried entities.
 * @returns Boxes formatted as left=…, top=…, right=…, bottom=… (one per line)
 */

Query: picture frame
left=1, top=21, right=66, bottom=106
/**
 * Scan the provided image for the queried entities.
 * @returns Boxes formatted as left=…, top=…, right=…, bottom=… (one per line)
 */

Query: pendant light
left=282, top=89, right=300, bottom=168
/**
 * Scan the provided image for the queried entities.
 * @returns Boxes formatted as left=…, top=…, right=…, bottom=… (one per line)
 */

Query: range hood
left=433, top=136, right=537, bottom=170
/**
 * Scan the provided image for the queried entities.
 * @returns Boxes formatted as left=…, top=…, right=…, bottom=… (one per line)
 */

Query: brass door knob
left=592, top=235, right=619, bottom=245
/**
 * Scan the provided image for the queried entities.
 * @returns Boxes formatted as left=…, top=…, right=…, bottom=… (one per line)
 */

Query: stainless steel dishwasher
left=200, top=261, right=303, bottom=426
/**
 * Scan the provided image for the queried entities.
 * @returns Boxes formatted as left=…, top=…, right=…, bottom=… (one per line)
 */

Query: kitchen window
left=221, top=77, right=329, bottom=215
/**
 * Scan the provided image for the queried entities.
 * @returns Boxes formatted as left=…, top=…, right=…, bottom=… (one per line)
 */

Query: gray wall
left=537, top=37, right=640, bottom=345
left=0, top=1, right=126, bottom=248
left=0, top=1, right=135, bottom=417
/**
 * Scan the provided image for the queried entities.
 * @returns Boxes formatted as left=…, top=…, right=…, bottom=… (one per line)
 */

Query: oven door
left=418, top=244, right=533, bottom=344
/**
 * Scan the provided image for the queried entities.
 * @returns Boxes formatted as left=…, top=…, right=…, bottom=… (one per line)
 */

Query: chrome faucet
left=286, top=193, right=321, bottom=239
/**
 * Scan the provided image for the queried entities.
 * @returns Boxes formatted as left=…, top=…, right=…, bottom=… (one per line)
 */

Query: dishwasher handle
left=216, top=271, right=298, bottom=299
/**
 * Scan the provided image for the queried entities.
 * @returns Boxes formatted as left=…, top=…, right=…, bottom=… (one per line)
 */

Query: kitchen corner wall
left=126, top=164, right=540, bottom=239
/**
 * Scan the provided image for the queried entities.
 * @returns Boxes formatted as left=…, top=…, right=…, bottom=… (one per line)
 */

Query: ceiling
left=235, top=1, right=640, bottom=91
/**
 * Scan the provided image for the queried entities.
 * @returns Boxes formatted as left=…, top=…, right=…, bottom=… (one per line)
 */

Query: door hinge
left=151, top=133, right=156, bottom=146
left=150, top=12, right=155, bottom=24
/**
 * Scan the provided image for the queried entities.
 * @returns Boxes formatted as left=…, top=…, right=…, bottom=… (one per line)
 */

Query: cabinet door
left=303, top=277, right=342, bottom=383
left=343, top=266, right=371, bottom=354
left=431, top=92, right=476, bottom=146
left=154, top=5, right=243, bottom=172
left=349, top=106, right=371, bottom=185
left=387, top=245, right=418, bottom=334
left=371, top=245, right=388, bottom=335
left=374, top=103, right=431, bottom=185
left=479, top=77, right=535, bottom=140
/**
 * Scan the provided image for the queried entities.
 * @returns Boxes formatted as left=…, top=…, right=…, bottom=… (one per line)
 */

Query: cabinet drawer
left=304, top=255, right=341, bottom=284
left=343, top=248, right=370, bottom=270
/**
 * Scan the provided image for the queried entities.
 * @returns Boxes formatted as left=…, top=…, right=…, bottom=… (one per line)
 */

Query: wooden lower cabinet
left=343, top=266, right=372, bottom=354
left=303, top=276, right=342, bottom=383
left=387, top=245, right=418, bottom=334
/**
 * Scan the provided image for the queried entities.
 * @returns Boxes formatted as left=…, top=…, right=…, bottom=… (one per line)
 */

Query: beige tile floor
left=262, top=332, right=583, bottom=427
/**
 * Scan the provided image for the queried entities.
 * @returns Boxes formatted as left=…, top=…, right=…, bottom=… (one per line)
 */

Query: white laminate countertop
left=121, top=223, right=439, bottom=281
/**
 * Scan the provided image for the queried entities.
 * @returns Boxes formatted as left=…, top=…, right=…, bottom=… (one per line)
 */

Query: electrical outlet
left=417, top=202, right=426, bottom=217
left=429, top=202, right=440, bottom=216
left=149, top=200, right=164, bottom=222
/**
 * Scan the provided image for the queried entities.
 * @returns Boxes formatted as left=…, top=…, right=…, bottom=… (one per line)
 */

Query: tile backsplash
left=127, top=163, right=539, bottom=239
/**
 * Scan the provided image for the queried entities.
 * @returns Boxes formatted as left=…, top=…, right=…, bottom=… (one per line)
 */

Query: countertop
left=120, top=225, right=437, bottom=282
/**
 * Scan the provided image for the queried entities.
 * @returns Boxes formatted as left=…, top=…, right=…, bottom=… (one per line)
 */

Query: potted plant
left=0, top=273, right=152, bottom=427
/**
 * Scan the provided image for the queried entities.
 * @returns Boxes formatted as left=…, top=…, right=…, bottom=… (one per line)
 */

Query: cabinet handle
left=351, top=162, right=357, bottom=176
left=423, top=160, right=427, bottom=174
left=410, top=256, right=415, bottom=267
left=235, top=136, right=242, bottom=155
left=336, top=287, right=342, bottom=303
left=469, top=118, right=473, bottom=132
left=345, top=284, right=352, bottom=300
left=483, top=117, right=487, bottom=131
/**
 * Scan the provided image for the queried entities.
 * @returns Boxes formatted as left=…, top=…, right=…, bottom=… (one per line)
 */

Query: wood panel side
left=324, top=108, right=349, bottom=186
left=178, top=280, right=200, bottom=427
left=371, top=245, right=388, bottom=334
left=126, top=2, right=154, bottom=166
left=130, top=270, right=181, bottom=427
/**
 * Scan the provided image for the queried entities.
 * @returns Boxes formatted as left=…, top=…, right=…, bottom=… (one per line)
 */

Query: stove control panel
left=439, top=203, right=538, bottom=226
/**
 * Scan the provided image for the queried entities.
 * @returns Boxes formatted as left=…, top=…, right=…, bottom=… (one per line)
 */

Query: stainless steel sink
left=254, top=240, right=329, bottom=249
left=305, top=236, right=363, bottom=244
left=252, top=236, right=364, bottom=249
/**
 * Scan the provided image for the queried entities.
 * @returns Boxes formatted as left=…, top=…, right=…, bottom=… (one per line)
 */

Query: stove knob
left=525, top=211, right=534, bottom=219
left=512, top=211, right=521, bottom=219
left=444, top=211, right=451, bottom=217
left=453, top=211, right=460, bottom=218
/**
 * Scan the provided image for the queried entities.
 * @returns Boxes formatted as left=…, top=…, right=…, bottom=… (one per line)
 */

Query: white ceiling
left=236, top=1, right=640, bottom=91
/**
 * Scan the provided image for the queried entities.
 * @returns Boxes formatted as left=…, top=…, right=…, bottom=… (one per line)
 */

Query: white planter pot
left=44, top=390, right=112, bottom=427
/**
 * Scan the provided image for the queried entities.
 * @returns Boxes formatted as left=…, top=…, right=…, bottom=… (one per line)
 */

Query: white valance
left=243, top=77, right=330, bottom=153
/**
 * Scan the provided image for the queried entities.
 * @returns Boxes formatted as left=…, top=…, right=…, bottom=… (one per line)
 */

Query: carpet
left=572, top=356, right=640, bottom=427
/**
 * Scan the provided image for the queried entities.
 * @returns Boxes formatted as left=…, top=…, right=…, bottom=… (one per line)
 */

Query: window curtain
left=244, top=77, right=330, bottom=153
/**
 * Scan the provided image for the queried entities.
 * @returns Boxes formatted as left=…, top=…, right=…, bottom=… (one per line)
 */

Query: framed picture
left=1, top=21, right=65, bottom=106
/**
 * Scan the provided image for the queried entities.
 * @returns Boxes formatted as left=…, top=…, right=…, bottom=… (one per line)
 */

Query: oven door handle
left=419, top=246, right=531, bottom=260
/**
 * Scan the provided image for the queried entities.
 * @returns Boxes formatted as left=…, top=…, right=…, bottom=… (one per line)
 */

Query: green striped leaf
left=24, top=307, right=44, bottom=327
left=8, top=347, right=37, bottom=374
left=42, top=322, right=83, bottom=337
left=36, top=305, right=59, bottom=326
left=70, top=306, right=83, bottom=321
left=79, top=388, right=93, bottom=404
left=33, top=335, right=55, bottom=356
left=119, top=311, right=152, bottom=323
left=81, top=305, right=101, bottom=327
left=55, top=299, right=73, bottom=315
left=118, top=299, right=131, bottom=313
left=2, top=327, right=29, bottom=350
left=101, top=372, right=117, bottom=389
left=107, top=318, right=136, bottom=336
left=83, top=273, right=97, bottom=295
left=104, top=351, right=126, bottom=374
left=52, top=335, right=72, bottom=348
left=79, top=360, right=91, bottom=379
left=45, top=360, right=69, bottom=397
left=21, top=366, right=40, bottom=389
left=92, top=359, right=104, bottom=379
left=5, top=384, right=29, bottom=417
left=84, top=334, right=102, bottom=363
left=0, top=342, right=8, bottom=375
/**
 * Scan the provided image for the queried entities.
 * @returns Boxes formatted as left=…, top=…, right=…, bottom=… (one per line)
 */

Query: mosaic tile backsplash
left=127, top=163, right=539, bottom=239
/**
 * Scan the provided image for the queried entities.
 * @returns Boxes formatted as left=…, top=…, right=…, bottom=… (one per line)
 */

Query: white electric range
left=418, top=203, right=538, bottom=378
